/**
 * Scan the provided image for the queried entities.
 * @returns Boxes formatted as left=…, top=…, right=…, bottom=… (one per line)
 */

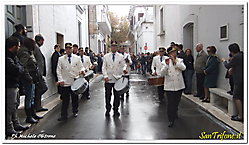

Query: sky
left=108, top=5, right=131, bottom=18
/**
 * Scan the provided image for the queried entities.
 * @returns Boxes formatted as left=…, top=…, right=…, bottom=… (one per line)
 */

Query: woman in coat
left=160, top=47, right=186, bottom=127
left=183, top=49, right=194, bottom=94
left=202, top=46, right=220, bottom=103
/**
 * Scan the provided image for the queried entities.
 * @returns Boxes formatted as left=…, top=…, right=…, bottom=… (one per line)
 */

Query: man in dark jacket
left=140, top=53, right=147, bottom=75
left=222, top=43, right=243, bottom=122
left=33, top=34, right=48, bottom=112
left=11, top=24, right=27, bottom=45
left=18, top=38, right=43, bottom=124
left=6, top=36, right=29, bottom=137
left=51, top=44, right=62, bottom=94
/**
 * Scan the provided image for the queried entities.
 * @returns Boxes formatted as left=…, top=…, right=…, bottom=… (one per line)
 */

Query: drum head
left=114, top=77, right=129, bottom=91
left=85, top=70, right=94, bottom=77
left=71, top=78, right=87, bottom=91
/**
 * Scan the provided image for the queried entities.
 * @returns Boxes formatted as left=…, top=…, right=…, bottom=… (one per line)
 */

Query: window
left=220, top=24, right=229, bottom=41
left=138, top=13, right=144, bottom=21
left=56, top=33, right=64, bottom=49
left=159, top=7, right=165, bottom=35
left=78, top=21, right=82, bottom=46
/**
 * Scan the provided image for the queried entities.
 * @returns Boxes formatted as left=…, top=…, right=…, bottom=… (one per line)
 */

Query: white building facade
left=5, top=5, right=89, bottom=99
left=89, top=5, right=111, bottom=54
left=153, top=5, right=244, bottom=91
left=128, top=6, right=155, bottom=54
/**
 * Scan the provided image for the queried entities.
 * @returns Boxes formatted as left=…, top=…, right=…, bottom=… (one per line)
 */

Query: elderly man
left=102, top=41, right=128, bottom=117
left=56, top=43, right=85, bottom=121
left=194, top=43, right=208, bottom=99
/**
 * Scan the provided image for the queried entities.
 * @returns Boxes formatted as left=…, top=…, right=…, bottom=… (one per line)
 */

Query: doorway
left=183, top=22, right=194, bottom=52
left=5, top=5, right=26, bottom=38
left=56, top=33, right=64, bottom=49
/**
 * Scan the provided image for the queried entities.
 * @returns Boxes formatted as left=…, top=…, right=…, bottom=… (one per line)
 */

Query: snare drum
left=147, top=76, right=164, bottom=86
left=114, top=77, right=129, bottom=95
left=71, top=77, right=88, bottom=94
left=84, top=70, right=94, bottom=80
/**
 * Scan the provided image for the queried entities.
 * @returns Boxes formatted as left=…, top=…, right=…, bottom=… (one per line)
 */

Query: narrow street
left=23, top=73, right=239, bottom=140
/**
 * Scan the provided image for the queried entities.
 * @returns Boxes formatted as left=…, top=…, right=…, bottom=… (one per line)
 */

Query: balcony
left=98, top=12, right=111, bottom=35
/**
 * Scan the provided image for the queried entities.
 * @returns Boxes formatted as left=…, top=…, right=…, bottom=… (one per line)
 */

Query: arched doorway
left=183, top=22, right=194, bottom=52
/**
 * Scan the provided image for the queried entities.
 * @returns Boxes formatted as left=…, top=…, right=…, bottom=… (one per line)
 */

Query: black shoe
left=32, top=114, right=43, bottom=120
left=184, top=92, right=192, bottom=95
left=105, top=111, right=110, bottom=117
left=199, top=97, right=205, bottom=100
left=36, top=108, right=48, bottom=112
left=113, top=112, right=120, bottom=118
left=227, top=91, right=233, bottom=95
left=14, top=124, right=29, bottom=131
left=231, top=114, right=238, bottom=118
left=57, top=117, right=67, bottom=121
left=168, top=121, right=174, bottom=127
left=87, top=96, right=91, bottom=100
left=73, top=113, right=78, bottom=117
left=26, top=117, right=38, bottom=124
left=231, top=116, right=243, bottom=122
left=202, top=99, right=210, bottom=103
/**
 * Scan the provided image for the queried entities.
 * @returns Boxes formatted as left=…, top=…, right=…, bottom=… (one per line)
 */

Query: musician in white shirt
left=151, top=47, right=168, bottom=102
left=119, top=46, right=132, bottom=100
left=102, top=41, right=128, bottom=117
left=56, top=43, right=85, bottom=121
left=78, top=47, right=94, bottom=100
left=160, top=46, right=186, bottom=127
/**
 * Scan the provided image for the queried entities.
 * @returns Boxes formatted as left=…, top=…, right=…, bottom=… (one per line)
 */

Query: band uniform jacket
left=102, top=52, right=127, bottom=83
left=151, top=55, right=167, bottom=76
left=57, top=54, right=85, bottom=87
left=81, top=55, right=93, bottom=71
left=160, top=57, right=186, bottom=91
left=122, top=52, right=132, bottom=76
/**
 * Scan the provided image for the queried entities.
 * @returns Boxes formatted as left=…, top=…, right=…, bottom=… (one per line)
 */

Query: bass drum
left=71, top=77, right=88, bottom=94
left=147, top=76, right=164, bottom=86
left=114, top=77, right=129, bottom=95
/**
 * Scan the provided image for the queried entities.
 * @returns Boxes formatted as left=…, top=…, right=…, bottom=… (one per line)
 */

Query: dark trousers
left=229, top=77, right=234, bottom=92
left=104, top=83, right=120, bottom=113
left=196, top=73, right=205, bottom=97
left=60, top=86, right=79, bottom=118
left=166, top=90, right=183, bottom=122
left=82, top=78, right=90, bottom=98
left=121, top=76, right=130, bottom=98
left=34, top=76, right=48, bottom=110
left=157, top=85, right=165, bottom=101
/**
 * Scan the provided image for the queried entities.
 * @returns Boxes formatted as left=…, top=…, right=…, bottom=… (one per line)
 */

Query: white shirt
left=122, top=52, right=132, bottom=76
left=102, top=52, right=127, bottom=83
left=151, top=55, right=168, bottom=76
left=80, top=55, right=92, bottom=71
left=57, top=54, right=85, bottom=87
left=160, top=57, right=186, bottom=91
